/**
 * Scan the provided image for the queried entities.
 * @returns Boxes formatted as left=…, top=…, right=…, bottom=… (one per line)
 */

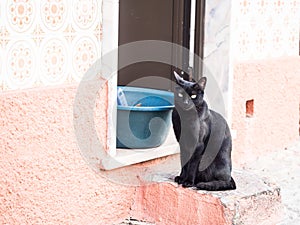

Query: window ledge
left=100, top=132, right=179, bottom=170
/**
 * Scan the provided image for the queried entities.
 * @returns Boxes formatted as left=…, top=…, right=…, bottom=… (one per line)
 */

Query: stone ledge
left=130, top=170, right=282, bottom=225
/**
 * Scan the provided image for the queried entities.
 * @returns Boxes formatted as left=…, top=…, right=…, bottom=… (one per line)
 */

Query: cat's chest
left=181, top=113, right=209, bottom=139
left=172, top=108, right=209, bottom=140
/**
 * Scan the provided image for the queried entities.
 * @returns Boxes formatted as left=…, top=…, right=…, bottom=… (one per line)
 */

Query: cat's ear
left=197, top=77, right=207, bottom=90
left=173, top=71, right=184, bottom=85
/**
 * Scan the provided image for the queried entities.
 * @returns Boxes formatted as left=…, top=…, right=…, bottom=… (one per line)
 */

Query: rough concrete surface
left=126, top=160, right=282, bottom=225
left=246, top=139, right=300, bottom=225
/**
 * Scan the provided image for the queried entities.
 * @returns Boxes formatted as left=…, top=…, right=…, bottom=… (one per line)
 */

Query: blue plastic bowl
left=117, top=86, right=174, bottom=149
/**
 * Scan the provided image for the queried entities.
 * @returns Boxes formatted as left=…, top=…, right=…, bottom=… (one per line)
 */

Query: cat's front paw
left=175, top=176, right=184, bottom=184
left=175, top=176, right=193, bottom=187
left=182, top=181, right=193, bottom=188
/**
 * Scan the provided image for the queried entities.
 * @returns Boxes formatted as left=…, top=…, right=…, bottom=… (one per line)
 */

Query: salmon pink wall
left=231, top=57, right=300, bottom=166
left=0, top=84, right=135, bottom=224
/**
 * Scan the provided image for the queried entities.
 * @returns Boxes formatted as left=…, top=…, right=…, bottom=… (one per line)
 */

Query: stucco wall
left=232, top=57, right=300, bottom=166
left=0, top=84, right=135, bottom=224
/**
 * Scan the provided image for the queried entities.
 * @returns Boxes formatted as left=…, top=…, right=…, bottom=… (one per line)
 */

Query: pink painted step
left=130, top=170, right=282, bottom=225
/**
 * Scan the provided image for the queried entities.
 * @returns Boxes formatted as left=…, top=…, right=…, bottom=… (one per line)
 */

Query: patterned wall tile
left=235, top=22, right=255, bottom=60
left=272, top=0, right=287, bottom=15
left=72, top=35, right=100, bottom=82
left=289, top=0, right=300, bottom=16
left=285, top=23, right=300, bottom=55
left=40, top=0, right=69, bottom=32
left=270, top=27, right=285, bottom=57
left=237, top=0, right=252, bottom=17
left=72, top=0, right=99, bottom=30
left=4, top=39, right=37, bottom=90
left=0, top=0, right=102, bottom=91
left=233, top=0, right=300, bottom=61
left=254, top=24, right=272, bottom=59
left=256, top=0, right=270, bottom=15
left=39, top=36, right=69, bottom=85
left=5, top=0, right=37, bottom=34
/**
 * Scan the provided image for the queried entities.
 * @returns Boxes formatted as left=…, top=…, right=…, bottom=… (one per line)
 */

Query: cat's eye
left=178, top=93, right=183, bottom=98
left=191, top=94, right=197, bottom=99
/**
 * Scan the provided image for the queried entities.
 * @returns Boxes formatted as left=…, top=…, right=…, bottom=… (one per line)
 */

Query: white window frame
left=101, top=0, right=179, bottom=170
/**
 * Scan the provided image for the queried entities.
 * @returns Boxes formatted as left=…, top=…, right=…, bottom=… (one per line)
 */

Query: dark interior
left=118, top=0, right=205, bottom=90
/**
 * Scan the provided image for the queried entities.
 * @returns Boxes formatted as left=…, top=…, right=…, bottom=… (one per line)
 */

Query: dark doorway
left=118, top=0, right=205, bottom=90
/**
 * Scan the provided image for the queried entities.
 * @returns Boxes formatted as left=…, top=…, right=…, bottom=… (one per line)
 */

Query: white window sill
left=100, top=131, right=179, bottom=170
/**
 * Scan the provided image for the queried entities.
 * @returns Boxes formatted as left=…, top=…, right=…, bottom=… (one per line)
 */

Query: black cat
left=172, top=71, right=236, bottom=191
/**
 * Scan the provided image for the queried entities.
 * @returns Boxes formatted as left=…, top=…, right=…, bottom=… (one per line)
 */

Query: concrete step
left=245, top=141, right=300, bottom=225
left=129, top=170, right=282, bottom=225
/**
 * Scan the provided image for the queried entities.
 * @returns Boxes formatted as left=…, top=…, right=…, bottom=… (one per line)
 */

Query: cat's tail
left=196, top=177, right=236, bottom=191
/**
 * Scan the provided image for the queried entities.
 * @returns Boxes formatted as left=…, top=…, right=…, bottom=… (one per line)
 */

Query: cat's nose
left=183, top=99, right=189, bottom=104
